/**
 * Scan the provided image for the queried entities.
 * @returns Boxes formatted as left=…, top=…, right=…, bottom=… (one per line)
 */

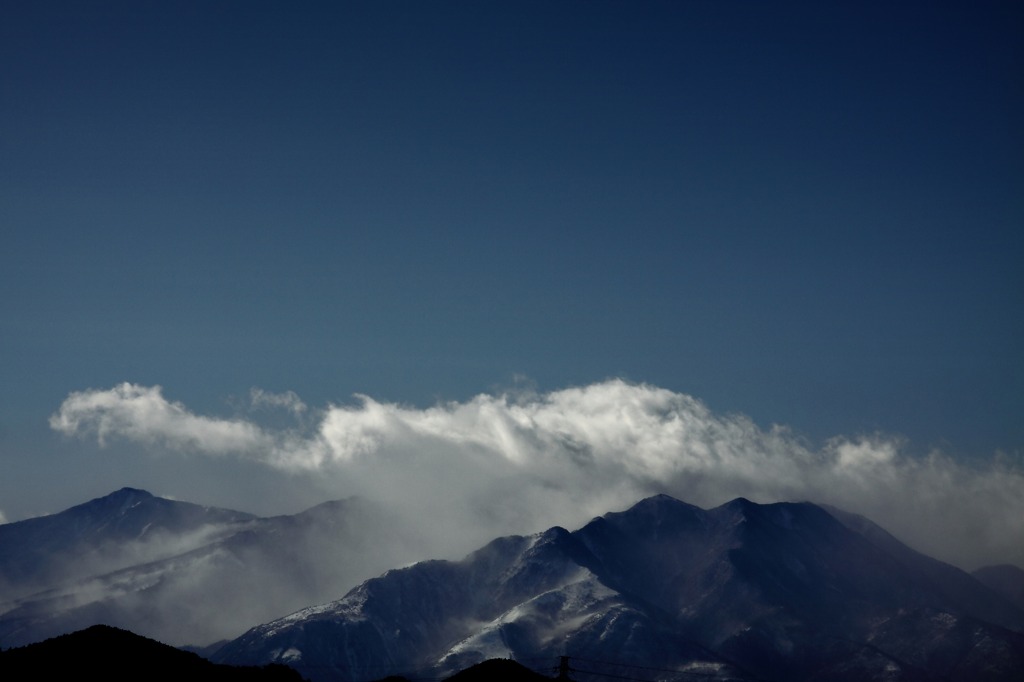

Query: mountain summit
left=216, top=495, right=1024, bottom=682
left=0, top=489, right=420, bottom=648
left=0, top=487, right=255, bottom=597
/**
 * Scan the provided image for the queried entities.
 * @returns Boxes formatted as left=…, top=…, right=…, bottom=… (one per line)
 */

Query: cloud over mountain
left=51, top=380, right=1024, bottom=570
left=50, top=383, right=265, bottom=454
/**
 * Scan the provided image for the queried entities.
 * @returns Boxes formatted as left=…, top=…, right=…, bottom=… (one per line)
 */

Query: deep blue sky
left=2, top=1, right=1022, bottom=520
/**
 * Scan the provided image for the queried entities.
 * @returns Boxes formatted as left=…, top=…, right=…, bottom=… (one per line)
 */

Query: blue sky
left=1, top=2, right=1022, bottom=563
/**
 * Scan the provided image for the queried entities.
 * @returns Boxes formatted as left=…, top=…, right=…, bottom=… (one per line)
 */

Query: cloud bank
left=50, top=383, right=265, bottom=453
left=51, top=380, right=1024, bottom=570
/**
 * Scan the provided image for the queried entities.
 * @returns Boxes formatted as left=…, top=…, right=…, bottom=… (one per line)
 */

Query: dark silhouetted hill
left=443, top=658, right=552, bottom=682
left=0, top=624, right=304, bottom=681
left=973, top=564, right=1024, bottom=613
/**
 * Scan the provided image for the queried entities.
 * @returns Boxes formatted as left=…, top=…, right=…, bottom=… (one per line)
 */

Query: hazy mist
left=49, top=379, right=1024, bottom=571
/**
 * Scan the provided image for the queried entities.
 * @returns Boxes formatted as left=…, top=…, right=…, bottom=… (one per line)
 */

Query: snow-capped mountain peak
left=214, top=495, right=1024, bottom=681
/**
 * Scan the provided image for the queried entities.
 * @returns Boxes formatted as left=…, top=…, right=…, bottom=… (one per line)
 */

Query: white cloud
left=249, top=388, right=307, bottom=415
left=49, top=383, right=267, bottom=454
left=0, top=509, right=7, bottom=525
left=50, top=379, right=1024, bottom=570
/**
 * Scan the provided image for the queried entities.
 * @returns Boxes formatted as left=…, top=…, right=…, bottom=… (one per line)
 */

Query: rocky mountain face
left=0, top=488, right=423, bottom=648
left=215, top=495, right=1024, bottom=682
left=0, top=487, right=255, bottom=599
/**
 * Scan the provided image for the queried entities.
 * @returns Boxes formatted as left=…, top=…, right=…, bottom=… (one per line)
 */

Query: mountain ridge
left=215, top=494, right=1024, bottom=682
left=0, top=487, right=256, bottom=599
left=0, top=488, right=427, bottom=648
left=4, top=489, right=1023, bottom=681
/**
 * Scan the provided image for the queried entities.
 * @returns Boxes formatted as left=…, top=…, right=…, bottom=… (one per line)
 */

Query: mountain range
left=214, top=495, right=1024, bottom=682
left=2, top=489, right=1023, bottom=681
left=0, top=487, right=427, bottom=648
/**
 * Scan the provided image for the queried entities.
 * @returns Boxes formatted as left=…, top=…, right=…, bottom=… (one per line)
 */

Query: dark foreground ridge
left=0, top=624, right=304, bottom=681
left=0, top=625, right=551, bottom=682
left=370, top=658, right=554, bottom=682
left=442, top=657, right=553, bottom=682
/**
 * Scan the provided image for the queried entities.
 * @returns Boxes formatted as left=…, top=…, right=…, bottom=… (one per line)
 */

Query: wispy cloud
left=50, top=380, right=1024, bottom=569
left=49, top=383, right=266, bottom=453
left=248, top=388, right=307, bottom=415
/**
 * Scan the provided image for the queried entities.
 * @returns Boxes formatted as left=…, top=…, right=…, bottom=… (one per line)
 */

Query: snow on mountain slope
left=0, top=489, right=425, bottom=648
left=0, top=487, right=255, bottom=600
left=215, top=495, right=1024, bottom=682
